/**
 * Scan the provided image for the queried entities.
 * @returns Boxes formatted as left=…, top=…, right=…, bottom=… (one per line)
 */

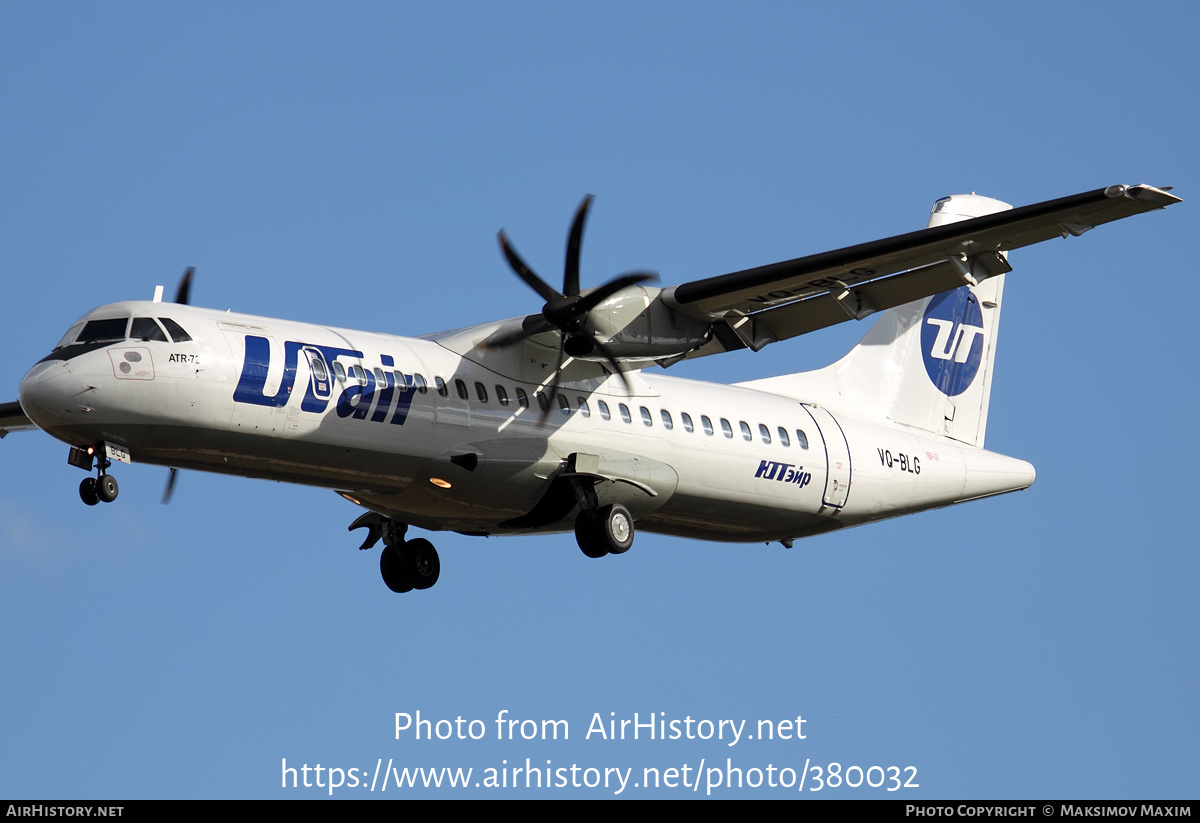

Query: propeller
left=162, top=267, right=193, bottom=504
left=174, top=266, right=194, bottom=305
left=490, top=196, right=656, bottom=417
left=161, top=467, right=179, bottom=505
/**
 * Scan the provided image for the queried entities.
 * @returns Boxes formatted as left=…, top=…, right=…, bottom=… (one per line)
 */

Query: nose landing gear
left=72, top=444, right=120, bottom=506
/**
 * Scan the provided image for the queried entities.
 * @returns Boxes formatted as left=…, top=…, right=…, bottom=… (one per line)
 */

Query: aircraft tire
left=598, top=504, right=634, bottom=554
left=79, top=477, right=100, bottom=506
left=575, top=511, right=609, bottom=558
left=380, top=544, right=414, bottom=593
left=97, top=474, right=119, bottom=503
left=406, top=539, right=440, bottom=591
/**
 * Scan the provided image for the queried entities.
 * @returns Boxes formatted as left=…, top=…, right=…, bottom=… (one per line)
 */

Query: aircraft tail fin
left=740, top=193, right=1013, bottom=448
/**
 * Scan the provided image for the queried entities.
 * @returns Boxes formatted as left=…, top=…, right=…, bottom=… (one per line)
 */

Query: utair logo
left=232, top=336, right=420, bottom=425
left=754, top=460, right=811, bottom=489
left=920, top=286, right=986, bottom=397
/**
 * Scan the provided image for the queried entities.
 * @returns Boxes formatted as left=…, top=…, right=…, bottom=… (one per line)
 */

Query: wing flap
left=685, top=256, right=1007, bottom=356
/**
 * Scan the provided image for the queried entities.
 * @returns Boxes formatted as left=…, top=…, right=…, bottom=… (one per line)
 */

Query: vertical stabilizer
left=833, top=193, right=1012, bottom=448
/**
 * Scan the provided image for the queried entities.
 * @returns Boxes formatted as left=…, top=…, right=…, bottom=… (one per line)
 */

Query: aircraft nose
left=18, top=360, right=79, bottom=432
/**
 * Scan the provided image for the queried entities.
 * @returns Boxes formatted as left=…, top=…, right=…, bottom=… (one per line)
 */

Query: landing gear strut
left=349, top=511, right=441, bottom=593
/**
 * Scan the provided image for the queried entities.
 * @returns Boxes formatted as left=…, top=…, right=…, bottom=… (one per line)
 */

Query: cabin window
left=577, top=398, right=591, bottom=417
left=413, top=374, right=429, bottom=394
left=536, top=393, right=550, bottom=412
left=778, top=427, right=790, bottom=447
left=720, top=418, right=733, bottom=438
left=661, top=409, right=673, bottom=430
left=131, top=317, right=167, bottom=342
left=681, top=412, right=694, bottom=433
left=558, top=395, right=571, bottom=415
left=435, top=376, right=448, bottom=397
left=619, top=403, right=632, bottom=424
left=159, top=317, right=192, bottom=343
left=455, top=379, right=469, bottom=400
left=516, top=388, right=529, bottom=408
left=333, top=362, right=346, bottom=382
left=374, top=368, right=387, bottom=388
left=348, top=365, right=368, bottom=385
left=759, top=424, right=771, bottom=444
left=796, top=429, right=809, bottom=449
left=640, top=406, right=653, bottom=427
left=475, top=382, right=488, bottom=403
left=598, top=400, right=611, bottom=420
left=701, top=415, right=714, bottom=436
left=496, top=385, right=509, bottom=406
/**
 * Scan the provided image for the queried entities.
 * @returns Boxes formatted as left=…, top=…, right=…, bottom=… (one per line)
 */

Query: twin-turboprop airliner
left=1, top=184, right=1180, bottom=593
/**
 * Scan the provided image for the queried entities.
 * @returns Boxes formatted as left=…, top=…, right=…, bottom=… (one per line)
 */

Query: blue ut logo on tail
left=920, top=287, right=985, bottom=397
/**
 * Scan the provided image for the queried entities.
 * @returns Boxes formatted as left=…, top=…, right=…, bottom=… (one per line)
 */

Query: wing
left=661, top=183, right=1180, bottom=357
left=0, top=400, right=35, bottom=437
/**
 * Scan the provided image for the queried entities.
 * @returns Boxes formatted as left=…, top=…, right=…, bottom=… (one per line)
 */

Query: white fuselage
left=19, top=300, right=1035, bottom=544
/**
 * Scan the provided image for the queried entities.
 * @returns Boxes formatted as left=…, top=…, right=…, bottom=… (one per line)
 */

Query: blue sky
left=1, top=2, right=1196, bottom=799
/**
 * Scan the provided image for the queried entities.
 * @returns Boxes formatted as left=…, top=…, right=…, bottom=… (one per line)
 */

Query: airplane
left=0, top=184, right=1180, bottom=593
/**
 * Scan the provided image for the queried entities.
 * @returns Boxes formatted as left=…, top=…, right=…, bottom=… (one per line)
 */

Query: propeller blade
left=575, top=270, right=658, bottom=313
left=174, top=267, right=194, bottom=305
left=498, top=232, right=560, bottom=302
left=563, top=195, right=593, bottom=297
left=482, top=315, right=553, bottom=349
left=593, top=338, right=635, bottom=397
left=161, top=467, right=178, bottom=504
left=539, top=338, right=567, bottom=425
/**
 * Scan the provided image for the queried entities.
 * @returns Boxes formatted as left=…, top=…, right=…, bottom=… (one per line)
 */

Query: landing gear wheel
left=97, top=474, right=119, bottom=503
left=575, top=511, right=609, bottom=558
left=380, top=545, right=414, bottom=593
left=598, top=504, right=634, bottom=554
left=379, top=538, right=441, bottom=593
left=575, top=504, right=635, bottom=557
left=79, top=477, right=100, bottom=506
left=406, top=538, right=440, bottom=590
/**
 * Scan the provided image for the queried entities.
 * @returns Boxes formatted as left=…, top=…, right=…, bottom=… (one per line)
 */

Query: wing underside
left=0, top=401, right=34, bottom=437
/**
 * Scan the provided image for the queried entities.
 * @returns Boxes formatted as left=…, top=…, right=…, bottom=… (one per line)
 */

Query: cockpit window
left=76, top=318, right=129, bottom=344
left=54, top=322, right=86, bottom=350
left=158, top=317, right=193, bottom=343
left=131, top=317, right=168, bottom=342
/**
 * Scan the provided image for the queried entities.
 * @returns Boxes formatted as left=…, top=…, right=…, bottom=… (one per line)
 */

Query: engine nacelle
left=581, top=285, right=712, bottom=361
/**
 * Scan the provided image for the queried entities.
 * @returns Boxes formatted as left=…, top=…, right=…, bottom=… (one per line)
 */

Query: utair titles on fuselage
left=7, top=184, right=1181, bottom=593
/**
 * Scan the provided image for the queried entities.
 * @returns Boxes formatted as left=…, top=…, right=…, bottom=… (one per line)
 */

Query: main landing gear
left=574, top=503, right=634, bottom=559
left=349, top=512, right=441, bottom=594
left=72, top=444, right=119, bottom=506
